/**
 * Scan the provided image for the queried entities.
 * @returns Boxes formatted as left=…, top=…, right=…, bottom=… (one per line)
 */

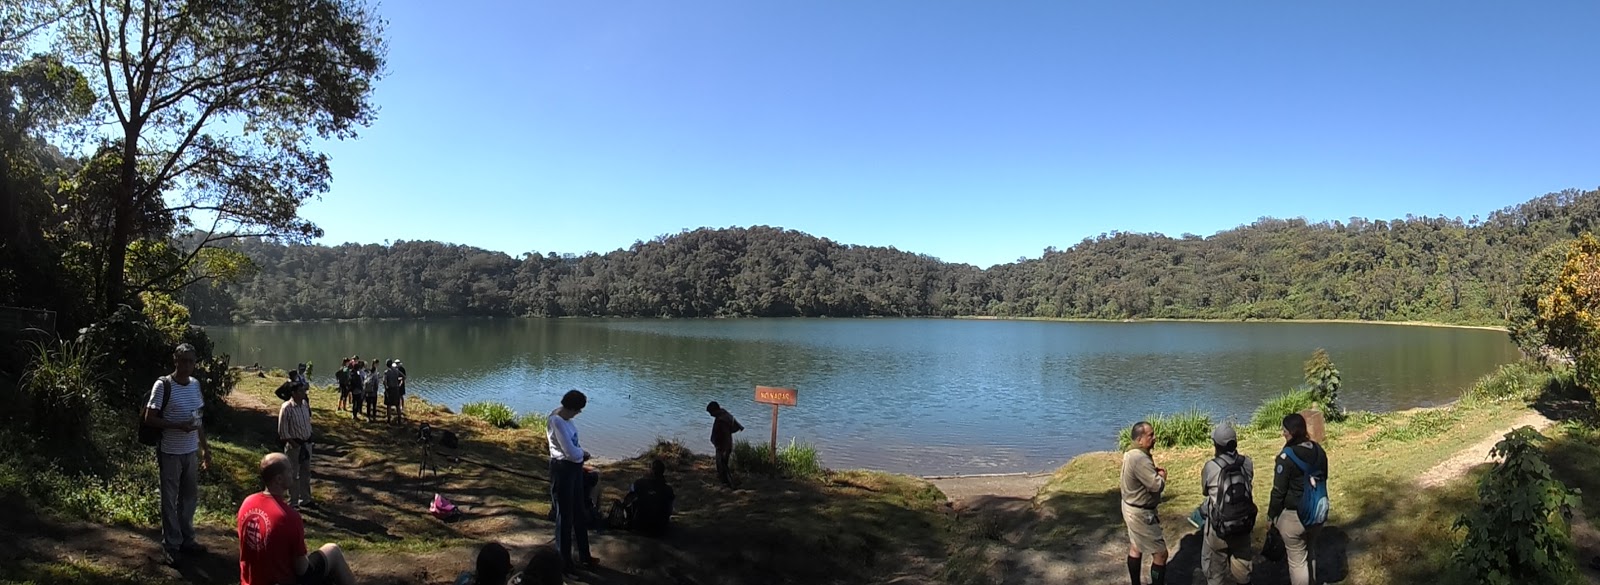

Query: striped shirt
left=278, top=399, right=312, bottom=442
left=147, top=377, right=203, bottom=455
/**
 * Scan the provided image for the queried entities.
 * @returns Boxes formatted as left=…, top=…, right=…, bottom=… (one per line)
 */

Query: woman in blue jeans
left=547, top=389, right=600, bottom=573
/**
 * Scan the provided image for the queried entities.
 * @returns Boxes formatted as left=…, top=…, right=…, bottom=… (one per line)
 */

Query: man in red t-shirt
left=238, top=452, right=357, bottom=585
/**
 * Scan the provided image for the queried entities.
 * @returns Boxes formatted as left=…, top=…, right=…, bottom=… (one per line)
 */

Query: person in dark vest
left=1199, top=422, right=1255, bottom=585
left=706, top=401, right=744, bottom=488
left=334, top=358, right=352, bottom=412
left=1270, top=413, right=1329, bottom=585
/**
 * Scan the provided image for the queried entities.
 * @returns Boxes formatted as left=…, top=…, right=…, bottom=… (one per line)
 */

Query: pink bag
left=430, top=493, right=460, bottom=519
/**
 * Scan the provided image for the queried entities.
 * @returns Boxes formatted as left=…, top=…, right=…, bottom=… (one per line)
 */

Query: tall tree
left=60, top=0, right=385, bottom=312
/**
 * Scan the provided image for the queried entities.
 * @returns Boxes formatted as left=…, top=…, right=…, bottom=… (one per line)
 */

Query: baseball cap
left=1211, top=422, right=1237, bottom=446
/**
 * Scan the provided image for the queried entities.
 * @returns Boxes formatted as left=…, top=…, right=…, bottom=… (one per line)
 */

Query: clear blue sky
left=301, top=0, right=1600, bottom=268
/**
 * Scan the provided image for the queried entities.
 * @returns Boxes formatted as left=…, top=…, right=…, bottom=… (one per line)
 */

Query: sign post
left=754, top=386, right=797, bottom=464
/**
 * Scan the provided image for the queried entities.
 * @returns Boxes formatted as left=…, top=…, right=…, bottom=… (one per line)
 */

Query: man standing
left=548, top=389, right=600, bottom=573
left=395, top=359, right=408, bottom=418
left=383, top=359, right=404, bottom=425
left=277, top=379, right=316, bottom=509
left=334, top=358, right=352, bottom=412
left=237, top=453, right=356, bottom=585
left=144, top=343, right=212, bottom=559
left=706, top=401, right=744, bottom=488
left=1121, top=421, right=1168, bottom=585
left=1200, top=423, right=1256, bottom=585
left=361, top=362, right=379, bottom=423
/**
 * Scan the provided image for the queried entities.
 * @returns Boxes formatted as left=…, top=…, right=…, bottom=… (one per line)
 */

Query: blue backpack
left=1282, top=445, right=1329, bottom=527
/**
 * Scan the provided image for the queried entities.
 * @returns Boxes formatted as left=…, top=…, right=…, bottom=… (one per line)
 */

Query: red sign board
left=755, top=386, right=797, bottom=406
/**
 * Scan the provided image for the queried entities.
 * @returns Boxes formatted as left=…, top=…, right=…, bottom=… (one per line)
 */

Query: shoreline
left=202, top=314, right=1511, bottom=333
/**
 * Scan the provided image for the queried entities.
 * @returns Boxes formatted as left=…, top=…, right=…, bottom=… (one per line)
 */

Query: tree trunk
left=102, top=137, right=140, bottom=315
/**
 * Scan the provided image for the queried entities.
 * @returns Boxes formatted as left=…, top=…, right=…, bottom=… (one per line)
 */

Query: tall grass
left=460, top=401, right=517, bottom=429
left=733, top=439, right=825, bottom=479
left=516, top=412, right=548, bottom=434
left=1373, top=409, right=1462, bottom=442
left=1461, top=361, right=1559, bottom=405
left=1248, top=389, right=1318, bottom=431
left=20, top=340, right=106, bottom=441
left=1115, top=408, right=1214, bottom=451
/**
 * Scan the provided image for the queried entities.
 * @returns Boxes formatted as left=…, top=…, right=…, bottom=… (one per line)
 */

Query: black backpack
left=1209, top=455, right=1257, bottom=538
left=138, top=377, right=175, bottom=447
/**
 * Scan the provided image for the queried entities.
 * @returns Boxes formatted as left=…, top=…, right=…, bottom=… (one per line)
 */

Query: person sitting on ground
left=238, top=453, right=356, bottom=585
left=620, top=459, right=675, bottom=536
left=453, top=542, right=514, bottom=585
left=510, top=544, right=564, bottom=585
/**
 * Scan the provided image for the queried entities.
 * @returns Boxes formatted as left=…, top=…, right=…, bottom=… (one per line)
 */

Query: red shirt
left=237, top=492, right=307, bottom=585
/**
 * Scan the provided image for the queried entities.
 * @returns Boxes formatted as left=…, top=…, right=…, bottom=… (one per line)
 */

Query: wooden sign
left=755, top=385, right=798, bottom=464
left=755, top=386, right=797, bottom=406
left=1300, top=409, right=1326, bottom=444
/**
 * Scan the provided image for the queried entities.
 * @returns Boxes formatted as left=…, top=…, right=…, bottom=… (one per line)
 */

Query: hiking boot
left=580, top=557, right=602, bottom=570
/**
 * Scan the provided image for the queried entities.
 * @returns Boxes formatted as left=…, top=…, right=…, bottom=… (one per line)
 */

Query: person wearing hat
left=277, top=372, right=316, bottom=509
left=1121, top=421, right=1168, bottom=585
left=1199, top=423, right=1256, bottom=585
left=144, top=343, right=213, bottom=559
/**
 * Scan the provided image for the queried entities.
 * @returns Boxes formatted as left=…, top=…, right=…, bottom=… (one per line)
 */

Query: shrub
left=19, top=340, right=105, bottom=441
left=1304, top=349, right=1345, bottom=421
left=461, top=401, right=518, bottom=429
left=733, top=439, right=778, bottom=476
left=516, top=412, right=548, bottom=434
left=778, top=439, right=824, bottom=479
left=76, top=306, right=170, bottom=409
left=1249, top=389, right=1318, bottom=431
left=1454, top=426, right=1580, bottom=585
left=643, top=439, right=695, bottom=468
left=1463, top=361, right=1554, bottom=404
left=1116, top=408, right=1214, bottom=451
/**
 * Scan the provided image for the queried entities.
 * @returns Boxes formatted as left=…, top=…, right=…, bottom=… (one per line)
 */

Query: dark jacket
left=1269, top=440, right=1328, bottom=520
left=710, top=409, right=743, bottom=452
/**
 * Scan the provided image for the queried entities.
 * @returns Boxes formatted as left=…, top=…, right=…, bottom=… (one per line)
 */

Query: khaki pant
left=1121, top=502, right=1167, bottom=555
left=1202, top=523, right=1254, bottom=585
left=1275, top=512, right=1319, bottom=585
left=284, top=442, right=312, bottom=504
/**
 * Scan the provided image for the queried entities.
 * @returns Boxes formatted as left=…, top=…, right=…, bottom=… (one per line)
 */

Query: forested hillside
left=188, top=188, right=1600, bottom=325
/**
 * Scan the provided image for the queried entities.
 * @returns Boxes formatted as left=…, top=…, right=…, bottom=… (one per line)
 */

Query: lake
left=205, top=318, right=1520, bottom=475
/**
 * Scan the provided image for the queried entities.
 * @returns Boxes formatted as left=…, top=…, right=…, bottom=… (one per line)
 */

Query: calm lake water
left=206, top=319, right=1520, bottom=475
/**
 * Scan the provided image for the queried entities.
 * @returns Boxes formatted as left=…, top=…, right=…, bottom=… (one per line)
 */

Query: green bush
left=643, top=439, right=695, bottom=468
left=516, top=412, right=548, bottom=434
left=1454, top=426, right=1580, bottom=585
left=19, top=340, right=105, bottom=441
left=777, top=439, right=824, bottom=479
left=461, top=401, right=518, bottom=429
left=1249, top=389, right=1319, bottom=431
left=1463, top=361, right=1555, bottom=404
left=733, top=439, right=778, bottom=476
left=1116, top=408, right=1214, bottom=451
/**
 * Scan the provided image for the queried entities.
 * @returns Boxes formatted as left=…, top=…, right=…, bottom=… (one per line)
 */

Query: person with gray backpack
left=1199, top=422, right=1256, bottom=585
left=1270, top=413, right=1330, bottom=585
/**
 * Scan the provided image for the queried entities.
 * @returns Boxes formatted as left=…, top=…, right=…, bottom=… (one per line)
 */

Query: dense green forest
left=188, top=188, right=1600, bottom=326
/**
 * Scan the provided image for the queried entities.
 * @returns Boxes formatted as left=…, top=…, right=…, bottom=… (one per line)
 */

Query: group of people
left=1121, top=413, right=1329, bottom=585
left=334, top=356, right=408, bottom=425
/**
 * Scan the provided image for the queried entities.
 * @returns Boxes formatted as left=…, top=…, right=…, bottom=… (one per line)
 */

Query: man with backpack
left=1270, top=413, right=1330, bottom=585
left=142, top=343, right=212, bottom=560
left=707, top=401, right=744, bottom=489
left=1199, top=423, right=1255, bottom=585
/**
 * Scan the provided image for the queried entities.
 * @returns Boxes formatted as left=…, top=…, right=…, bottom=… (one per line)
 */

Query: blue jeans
left=550, top=459, right=591, bottom=566
left=157, top=451, right=199, bottom=551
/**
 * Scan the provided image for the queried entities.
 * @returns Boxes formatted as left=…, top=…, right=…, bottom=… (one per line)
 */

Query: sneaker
left=179, top=542, right=208, bottom=555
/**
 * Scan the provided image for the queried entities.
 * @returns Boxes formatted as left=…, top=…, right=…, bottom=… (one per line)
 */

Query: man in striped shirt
left=278, top=375, right=315, bottom=508
left=145, top=343, right=212, bottom=558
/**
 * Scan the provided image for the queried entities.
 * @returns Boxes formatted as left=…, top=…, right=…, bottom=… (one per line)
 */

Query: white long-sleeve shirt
left=547, top=410, right=586, bottom=462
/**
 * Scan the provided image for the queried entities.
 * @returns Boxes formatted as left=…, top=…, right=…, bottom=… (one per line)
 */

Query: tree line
left=187, top=187, right=1600, bottom=326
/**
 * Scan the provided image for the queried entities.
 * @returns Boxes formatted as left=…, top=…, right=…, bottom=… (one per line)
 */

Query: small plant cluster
left=460, top=401, right=519, bottom=429
left=733, top=439, right=825, bottom=479
left=1372, top=408, right=1461, bottom=442
left=1116, top=408, right=1213, bottom=451
left=1248, top=389, right=1318, bottom=431
left=1454, top=426, right=1581, bottom=585
left=1303, top=348, right=1344, bottom=421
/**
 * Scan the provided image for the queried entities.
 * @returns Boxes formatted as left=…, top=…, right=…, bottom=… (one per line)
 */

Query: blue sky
left=301, top=1, right=1600, bottom=267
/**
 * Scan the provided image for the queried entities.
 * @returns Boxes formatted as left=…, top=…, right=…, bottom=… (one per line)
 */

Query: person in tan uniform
left=1121, top=421, right=1168, bottom=585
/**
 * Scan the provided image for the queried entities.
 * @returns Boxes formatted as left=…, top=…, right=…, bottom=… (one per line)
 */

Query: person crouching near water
left=547, top=390, right=600, bottom=573
left=1121, top=420, right=1169, bottom=585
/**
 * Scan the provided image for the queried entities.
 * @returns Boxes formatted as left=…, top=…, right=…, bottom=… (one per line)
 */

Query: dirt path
left=1415, top=411, right=1557, bottom=488
left=927, top=473, right=1052, bottom=507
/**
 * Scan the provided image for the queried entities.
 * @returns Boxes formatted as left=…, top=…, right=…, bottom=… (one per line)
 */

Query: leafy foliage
left=1116, top=408, right=1214, bottom=451
left=1454, top=426, right=1581, bottom=585
left=19, top=339, right=104, bottom=440
left=461, top=401, right=517, bottom=429
left=1524, top=234, right=1600, bottom=394
left=181, top=189, right=1600, bottom=325
left=1463, top=361, right=1557, bottom=405
left=1303, top=348, right=1345, bottom=421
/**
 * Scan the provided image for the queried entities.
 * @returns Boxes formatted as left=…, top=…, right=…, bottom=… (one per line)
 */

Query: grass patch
left=1248, top=389, right=1318, bottom=430
left=460, top=401, right=517, bottom=428
left=516, top=411, right=548, bottom=434
left=1372, top=408, right=1462, bottom=442
left=1115, top=407, right=1213, bottom=451
left=733, top=438, right=826, bottom=479
left=1461, top=361, right=1554, bottom=404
